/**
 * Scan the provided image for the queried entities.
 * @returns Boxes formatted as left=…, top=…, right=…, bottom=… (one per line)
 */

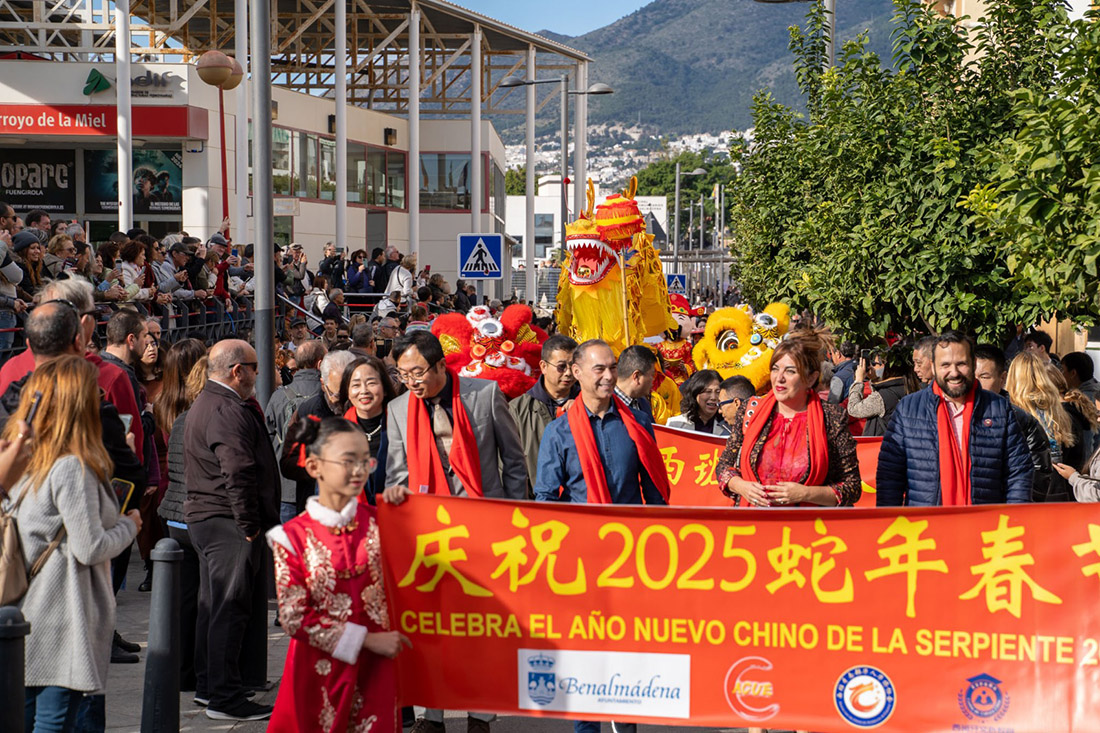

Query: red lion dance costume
left=431, top=304, right=548, bottom=399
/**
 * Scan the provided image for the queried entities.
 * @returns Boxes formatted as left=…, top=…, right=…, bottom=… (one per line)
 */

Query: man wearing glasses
left=184, top=339, right=280, bottom=722
left=383, top=330, right=528, bottom=503
left=509, top=334, right=580, bottom=494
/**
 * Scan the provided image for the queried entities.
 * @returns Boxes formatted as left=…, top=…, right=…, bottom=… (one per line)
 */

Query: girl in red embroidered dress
left=267, top=417, right=411, bottom=733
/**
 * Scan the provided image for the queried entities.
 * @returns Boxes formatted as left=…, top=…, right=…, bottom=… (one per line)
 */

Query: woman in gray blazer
left=4, top=356, right=140, bottom=731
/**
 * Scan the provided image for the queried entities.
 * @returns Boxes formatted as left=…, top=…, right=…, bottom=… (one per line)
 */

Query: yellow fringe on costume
left=557, top=258, right=632, bottom=354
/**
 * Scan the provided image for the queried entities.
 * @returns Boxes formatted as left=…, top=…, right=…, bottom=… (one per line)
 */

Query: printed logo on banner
left=517, top=649, right=690, bottom=719
left=833, top=666, right=896, bottom=729
left=526, top=653, right=557, bottom=706
left=723, top=656, right=779, bottom=722
left=957, top=673, right=1010, bottom=722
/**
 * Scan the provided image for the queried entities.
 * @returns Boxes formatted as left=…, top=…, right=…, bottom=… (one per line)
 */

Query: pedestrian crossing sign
left=667, top=273, right=687, bottom=296
left=458, top=233, right=504, bottom=280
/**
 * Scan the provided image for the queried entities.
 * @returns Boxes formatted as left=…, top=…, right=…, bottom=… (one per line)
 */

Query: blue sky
left=458, top=0, right=651, bottom=37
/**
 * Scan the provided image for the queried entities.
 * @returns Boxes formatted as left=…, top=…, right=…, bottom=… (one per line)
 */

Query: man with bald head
left=184, top=338, right=279, bottom=722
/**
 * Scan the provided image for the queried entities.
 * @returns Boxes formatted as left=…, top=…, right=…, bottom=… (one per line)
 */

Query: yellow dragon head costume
left=693, top=303, right=791, bottom=392
left=556, top=178, right=676, bottom=354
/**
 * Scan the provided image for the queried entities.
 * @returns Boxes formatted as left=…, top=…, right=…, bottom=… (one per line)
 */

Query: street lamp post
left=500, top=75, right=613, bottom=257
left=672, top=163, right=706, bottom=271
left=196, top=50, right=243, bottom=223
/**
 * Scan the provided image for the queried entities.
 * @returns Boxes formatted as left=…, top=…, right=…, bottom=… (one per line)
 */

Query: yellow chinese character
left=397, top=504, right=492, bottom=597
left=959, top=514, right=1062, bottom=618
left=766, top=521, right=852, bottom=602
left=766, top=526, right=809, bottom=593
left=661, top=447, right=685, bottom=484
left=809, top=518, right=854, bottom=603
left=1071, top=523, right=1100, bottom=583
left=694, top=449, right=721, bottom=487
left=864, top=516, right=949, bottom=618
left=490, top=508, right=586, bottom=595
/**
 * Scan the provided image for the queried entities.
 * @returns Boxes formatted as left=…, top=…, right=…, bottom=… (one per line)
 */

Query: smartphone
left=424, top=264, right=431, bottom=273
left=120, top=413, right=133, bottom=434
left=860, top=349, right=872, bottom=364
left=376, top=338, right=393, bottom=360
left=24, top=391, right=43, bottom=436
left=231, top=247, right=240, bottom=259
left=112, top=478, right=137, bottom=515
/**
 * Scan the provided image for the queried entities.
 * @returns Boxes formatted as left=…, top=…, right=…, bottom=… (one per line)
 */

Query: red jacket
left=0, top=349, right=144, bottom=452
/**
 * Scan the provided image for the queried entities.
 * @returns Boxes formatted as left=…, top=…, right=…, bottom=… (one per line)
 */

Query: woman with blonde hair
left=44, top=234, right=77, bottom=279
left=3, top=356, right=140, bottom=729
left=1006, top=351, right=1078, bottom=501
left=385, top=252, right=416, bottom=299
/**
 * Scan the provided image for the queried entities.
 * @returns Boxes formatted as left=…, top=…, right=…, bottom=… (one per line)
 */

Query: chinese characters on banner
left=654, top=424, right=882, bottom=508
left=379, top=496, right=1100, bottom=732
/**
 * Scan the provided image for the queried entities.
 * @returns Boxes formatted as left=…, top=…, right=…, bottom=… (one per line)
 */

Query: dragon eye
left=717, top=331, right=739, bottom=351
left=754, top=313, right=778, bottom=329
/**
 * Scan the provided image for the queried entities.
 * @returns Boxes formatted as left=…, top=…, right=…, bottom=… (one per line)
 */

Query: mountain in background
left=516, top=0, right=897, bottom=135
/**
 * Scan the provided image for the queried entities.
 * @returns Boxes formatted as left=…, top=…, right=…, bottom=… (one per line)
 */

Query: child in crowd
left=266, top=417, right=410, bottom=732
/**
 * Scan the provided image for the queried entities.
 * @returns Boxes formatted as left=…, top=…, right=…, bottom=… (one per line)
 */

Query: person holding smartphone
left=846, top=344, right=918, bottom=437
left=4, top=357, right=141, bottom=730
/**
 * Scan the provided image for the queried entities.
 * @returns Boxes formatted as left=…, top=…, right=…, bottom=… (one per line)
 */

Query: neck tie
left=430, top=397, right=460, bottom=494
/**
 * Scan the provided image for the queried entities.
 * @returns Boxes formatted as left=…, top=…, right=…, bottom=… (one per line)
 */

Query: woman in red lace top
left=715, top=328, right=861, bottom=507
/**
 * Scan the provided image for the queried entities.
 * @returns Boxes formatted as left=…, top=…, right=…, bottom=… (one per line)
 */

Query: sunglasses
left=717, top=398, right=739, bottom=408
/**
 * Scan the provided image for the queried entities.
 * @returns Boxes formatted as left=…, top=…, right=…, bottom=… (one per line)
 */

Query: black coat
left=183, top=382, right=280, bottom=536
left=157, top=412, right=189, bottom=524
left=278, top=391, right=338, bottom=512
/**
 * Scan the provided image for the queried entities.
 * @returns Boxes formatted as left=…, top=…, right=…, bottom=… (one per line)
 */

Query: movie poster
left=84, top=147, right=183, bottom=215
left=0, top=149, right=77, bottom=213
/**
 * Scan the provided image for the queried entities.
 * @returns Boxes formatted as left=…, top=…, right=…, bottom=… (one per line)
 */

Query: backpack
left=1, top=488, right=66, bottom=606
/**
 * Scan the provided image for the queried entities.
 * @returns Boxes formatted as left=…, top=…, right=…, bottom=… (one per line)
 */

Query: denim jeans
left=25, top=686, right=82, bottom=733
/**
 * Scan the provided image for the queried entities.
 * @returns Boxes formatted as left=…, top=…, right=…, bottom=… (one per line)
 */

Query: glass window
left=274, top=215, right=293, bottom=248
left=272, top=128, right=292, bottom=196
left=534, top=213, right=555, bottom=259
left=319, top=138, right=336, bottom=201
left=366, top=149, right=386, bottom=207
left=491, top=162, right=505, bottom=218
left=294, top=132, right=317, bottom=198
left=346, top=144, right=365, bottom=203
left=386, top=151, right=406, bottom=210
left=419, top=153, right=471, bottom=210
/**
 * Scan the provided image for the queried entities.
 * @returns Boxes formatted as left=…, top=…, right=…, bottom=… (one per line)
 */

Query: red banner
left=0, top=105, right=207, bottom=138
left=379, top=496, right=1100, bottom=731
left=655, top=424, right=882, bottom=508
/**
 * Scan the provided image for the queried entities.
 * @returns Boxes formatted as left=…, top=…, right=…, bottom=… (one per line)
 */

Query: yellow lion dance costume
left=694, top=303, right=791, bottom=393
left=556, top=179, right=676, bottom=354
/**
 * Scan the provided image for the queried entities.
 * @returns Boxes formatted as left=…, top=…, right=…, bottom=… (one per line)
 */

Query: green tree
left=505, top=166, right=528, bottom=195
left=727, top=0, right=1065, bottom=341
left=965, top=10, right=1100, bottom=325
left=634, top=151, right=737, bottom=246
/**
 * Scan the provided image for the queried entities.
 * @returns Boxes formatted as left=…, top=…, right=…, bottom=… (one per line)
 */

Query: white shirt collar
left=305, top=496, right=358, bottom=528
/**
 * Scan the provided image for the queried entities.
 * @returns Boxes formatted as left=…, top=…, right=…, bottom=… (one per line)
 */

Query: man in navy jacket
left=877, top=331, right=1031, bottom=506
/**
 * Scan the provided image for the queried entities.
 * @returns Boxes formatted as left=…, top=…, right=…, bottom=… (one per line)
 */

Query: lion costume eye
left=754, top=313, right=778, bottom=330
left=717, top=331, right=739, bottom=351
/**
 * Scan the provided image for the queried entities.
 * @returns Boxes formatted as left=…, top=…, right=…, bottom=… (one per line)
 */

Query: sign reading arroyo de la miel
left=378, top=496, right=1100, bottom=732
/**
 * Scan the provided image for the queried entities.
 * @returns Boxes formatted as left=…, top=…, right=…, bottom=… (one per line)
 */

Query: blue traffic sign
left=667, top=273, right=687, bottom=296
left=458, top=233, right=504, bottom=280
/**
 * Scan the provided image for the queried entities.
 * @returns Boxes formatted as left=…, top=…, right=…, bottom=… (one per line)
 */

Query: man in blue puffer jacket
left=877, top=331, right=1032, bottom=506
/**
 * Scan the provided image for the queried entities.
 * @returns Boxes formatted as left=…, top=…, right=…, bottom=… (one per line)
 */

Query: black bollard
left=0, top=606, right=30, bottom=733
left=141, top=538, right=183, bottom=733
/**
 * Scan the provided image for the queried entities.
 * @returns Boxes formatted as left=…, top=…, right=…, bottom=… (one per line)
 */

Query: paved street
left=104, top=554, right=756, bottom=732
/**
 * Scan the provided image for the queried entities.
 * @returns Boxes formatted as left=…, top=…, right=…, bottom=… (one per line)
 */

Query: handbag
left=0, top=487, right=66, bottom=606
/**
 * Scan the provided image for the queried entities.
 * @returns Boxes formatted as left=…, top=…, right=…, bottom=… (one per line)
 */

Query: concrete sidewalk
left=105, top=552, right=752, bottom=732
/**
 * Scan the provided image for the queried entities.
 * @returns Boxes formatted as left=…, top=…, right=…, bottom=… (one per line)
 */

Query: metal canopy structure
left=0, top=0, right=590, bottom=116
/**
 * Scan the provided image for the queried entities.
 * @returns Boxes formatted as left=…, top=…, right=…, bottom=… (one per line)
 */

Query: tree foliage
left=965, top=10, right=1100, bottom=325
left=634, top=151, right=738, bottom=246
left=505, top=166, right=528, bottom=196
left=727, top=0, right=1067, bottom=341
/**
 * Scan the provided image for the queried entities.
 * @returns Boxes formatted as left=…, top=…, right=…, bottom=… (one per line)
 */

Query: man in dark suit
left=184, top=339, right=280, bottom=722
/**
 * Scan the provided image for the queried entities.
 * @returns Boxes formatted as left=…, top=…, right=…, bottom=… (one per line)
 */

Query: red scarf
left=740, top=390, right=829, bottom=489
left=566, top=395, right=670, bottom=504
left=933, top=381, right=974, bottom=506
left=406, top=371, right=484, bottom=497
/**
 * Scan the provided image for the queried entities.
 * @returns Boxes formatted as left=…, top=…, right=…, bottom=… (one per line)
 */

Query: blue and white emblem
left=527, top=653, right=556, bottom=706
